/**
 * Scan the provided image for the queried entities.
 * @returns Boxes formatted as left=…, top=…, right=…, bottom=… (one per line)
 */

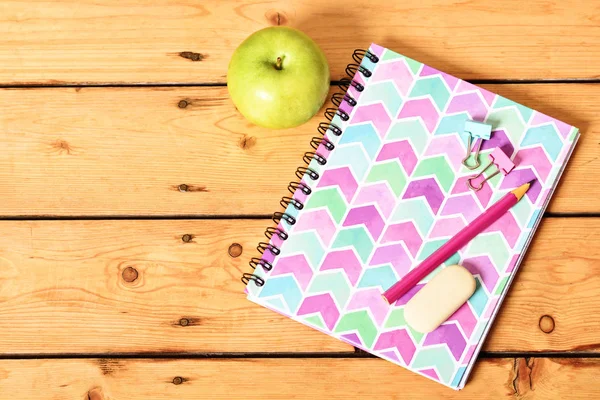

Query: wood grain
left=0, top=84, right=597, bottom=216
left=0, top=358, right=598, bottom=399
left=1, top=0, right=599, bottom=84
left=0, top=218, right=597, bottom=355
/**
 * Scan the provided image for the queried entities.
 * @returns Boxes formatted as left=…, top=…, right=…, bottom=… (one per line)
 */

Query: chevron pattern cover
left=246, top=43, right=579, bottom=389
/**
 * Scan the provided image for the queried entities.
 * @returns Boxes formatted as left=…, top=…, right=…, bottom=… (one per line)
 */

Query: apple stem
left=275, top=56, right=283, bottom=70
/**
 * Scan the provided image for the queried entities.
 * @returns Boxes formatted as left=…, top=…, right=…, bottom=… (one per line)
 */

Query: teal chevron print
left=245, top=43, right=579, bottom=390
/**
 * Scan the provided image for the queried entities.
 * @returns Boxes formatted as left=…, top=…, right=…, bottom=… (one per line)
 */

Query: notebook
left=242, top=43, right=579, bottom=389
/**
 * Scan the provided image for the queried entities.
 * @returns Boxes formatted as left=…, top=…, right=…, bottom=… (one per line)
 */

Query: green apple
left=228, top=27, right=330, bottom=129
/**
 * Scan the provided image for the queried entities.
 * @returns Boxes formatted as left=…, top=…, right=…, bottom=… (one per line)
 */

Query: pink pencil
left=382, top=181, right=533, bottom=304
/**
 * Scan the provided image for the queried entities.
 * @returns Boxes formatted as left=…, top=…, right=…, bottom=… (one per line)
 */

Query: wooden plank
left=0, top=84, right=596, bottom=216
left=1, top=0, right=599, bottom=84
left=0, top=218, right=597, bottom=355
left=0, top=358, right=598, bottom=399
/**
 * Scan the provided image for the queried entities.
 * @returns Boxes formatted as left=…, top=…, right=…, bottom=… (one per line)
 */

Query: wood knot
left=539, top=315, right=555, bottom=334
left=228, top=243, right=243, bottom=258
left=178, top=100, right=189, bottom=108
left=182, top=234, right=194, bottom=243
left=178, top=184, right=189, bottom=192
left=179, top=318, right=190, bottom=326
left=265, top=10, right=288, bottom=25
left=179, top=51, right=204, bottom=61
left=87, top=387, right=104, bottom=400
left=172, top=376, right=186, bottom=385
left=175, top=184, right=208, bottom=193
left=122, top=266, right=139, bottom=283
left=238, top=135, right=256, bottom=150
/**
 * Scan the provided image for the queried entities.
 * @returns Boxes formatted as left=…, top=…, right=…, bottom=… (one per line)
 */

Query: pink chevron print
left=295, top=209, right=337, bottom=246
left=317, top=167, right=358, bottom=202
left=350, top=103, right=392, bottom=137
left=353, top=182, right=396, bottom=218
left=381, top=222, right=423, bottom=258
left=446, top=303, right=478, bottom=337
left=419, top=368, right=440, bottom=381
left=446, top=92, right=489, bottom=121
left=482, top=211, right=521, bottom=248
left=297, top=293, right=340, bottom=330
left=270, top=254, right=314, bottom=290
left=507, top=254, right=520, bottom=273
left=424, top=135, right=465, bottom=170
left=429, top=216, right=466, bottom=238
left=343, top=205, right=386, bottom=240
left=398, top=98, right=439, bottom=132
left=370, top=60, right=414, bottom=95
left=319, top=250, right=363, bottom=286
left=423, top=324, right=466, bottom=361
left=374, top=329, right=416, bottom=364
left=531, top=111, right=572, bottom=138
left=370, top=243, right=412, bottom=277
left=420, top=65, right=459, bottom=91
left=376, top=140, right=418, bottom=175
left=346, top=288, right=390, bottom=326
left=456, top=80, right=496, bottom=106
left=513, top=147, right=553, bottom=182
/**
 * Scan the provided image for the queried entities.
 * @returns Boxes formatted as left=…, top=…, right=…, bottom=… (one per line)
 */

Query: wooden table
left=1, top=1, right=599, bottom=398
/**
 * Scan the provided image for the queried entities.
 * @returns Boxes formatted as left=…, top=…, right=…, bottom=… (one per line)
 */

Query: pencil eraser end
left=404, top=265, right=476, bottom=333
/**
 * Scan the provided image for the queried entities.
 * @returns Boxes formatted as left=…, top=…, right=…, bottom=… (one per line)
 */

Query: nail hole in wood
left=180, top=318, right=189, bottom=327
left=182, top=234, right=193, bottom=243
left=178, top=100, right=188, bottom=108
left=539, top=315, right=555, bottom=334
left=122, top=266, right=139, bottom=283
left=178, top=184, right=189, bottom=192
left=228, top=243, right=243, bottom=258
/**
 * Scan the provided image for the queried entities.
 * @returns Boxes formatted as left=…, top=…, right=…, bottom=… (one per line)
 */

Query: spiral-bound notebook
left=243, top=44, right=579, bottom=389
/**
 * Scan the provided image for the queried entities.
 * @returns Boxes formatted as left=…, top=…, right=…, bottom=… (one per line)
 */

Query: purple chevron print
left=481, top=129, right=515, bottom=157
left=447, top=92, right=489, bottom=121
left=319, top=250, right=363, bottom=286
left=381, top=222, right=423, bottom=258
left=376, top=140, right=418, bottom=175
left=353, top=183, right=396, bottom=218
left=462, top=256, right=500, bottom=292
left=341, top=333, right=362, bottom=347
left=420, top=65, right=459, bottom=90
left=424, top=324, right=467, bottom=361
left=395, top=284, right=426, bottom=306
left=419, top=368, right=440, bottom=381
left=343, top=205, right=386, bottom=240
left=270, top=254, right=314, bottom=290
left=317, top=167, right=358, bottom=202
left=374, top=329, right=416, bottom=364
left=370, top=243, right=412, bottom=276
left=350, top=103, right=392, bottom=137
left=398, top=98, right=439, bottom=132
left=531, top=112, right=572, bottom=138
left=297, top=293, right=340, bottom=330
left=347, top=288, right=390, bottom=326
left=500, top=168, right=541, bottom=202
left=403, top=178, right=445, bottom=214
left=295, top=209, right=337, bottom=246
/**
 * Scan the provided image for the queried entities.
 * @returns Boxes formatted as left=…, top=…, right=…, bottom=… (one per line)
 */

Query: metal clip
left=467, top=148, right=515, bottom=191
left=462, top=120, right=492, bottom=170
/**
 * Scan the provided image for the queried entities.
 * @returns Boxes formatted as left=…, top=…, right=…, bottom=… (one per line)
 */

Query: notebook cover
left=246, top=43, right=579, bottom=389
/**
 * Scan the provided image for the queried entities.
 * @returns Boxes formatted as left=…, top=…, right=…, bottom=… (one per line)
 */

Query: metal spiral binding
left=242, top=48, right=379, bottom=287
